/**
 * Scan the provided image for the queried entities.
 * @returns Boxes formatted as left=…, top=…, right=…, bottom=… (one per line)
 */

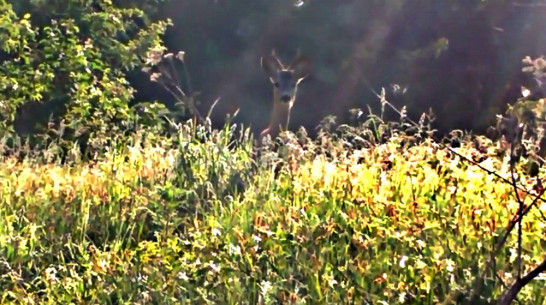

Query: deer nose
left=280, top=94, right=291, bottom=102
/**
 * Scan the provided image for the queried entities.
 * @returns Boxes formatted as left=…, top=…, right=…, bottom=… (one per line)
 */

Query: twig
left=447, top=147, right=546, bottom=204
left=493, top=271, right=521, bottom=304
left=207, top=97, right=221, bottom=120
left=508, top=145, right=524, bottom=280
left=411, top=119, right=546, bottom=304
left=497, top=258, right=546, bottom=305
left=357, top=66, right=419, bottom=127
left=470, top=182, right=546, bottom=303
left=180, top=56, right=194, bottom=97
left=358, top=78, right=546, bottom=303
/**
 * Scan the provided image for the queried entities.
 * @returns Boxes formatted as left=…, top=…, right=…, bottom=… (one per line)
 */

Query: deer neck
left=267, top=89, right=292, bottom=136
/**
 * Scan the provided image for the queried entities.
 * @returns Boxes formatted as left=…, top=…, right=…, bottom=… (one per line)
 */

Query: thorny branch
left=363, top=81, right=546, bottom=304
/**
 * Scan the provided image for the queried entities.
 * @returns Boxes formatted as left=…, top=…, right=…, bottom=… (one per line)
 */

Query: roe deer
left=260, top=51, right=310, bottom=138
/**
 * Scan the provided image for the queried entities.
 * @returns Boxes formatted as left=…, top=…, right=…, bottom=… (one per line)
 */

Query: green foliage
left=0, top=2, right=545, bottom=302
left=1, top=119, right=544, bottom=304
left=490, top=56, right=546, bottom=175
left=0, top=0, right=170, bottom=149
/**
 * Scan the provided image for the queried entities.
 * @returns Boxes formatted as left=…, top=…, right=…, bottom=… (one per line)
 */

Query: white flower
left=177, top=272, right=189, bottom=280
left=45, top=266, right=57, bottom=283
left=260, top=280, right=273, bottom=295
left=141, top=291, right=151, bottom=302
left=228, top=244, right=241, bottom=256
left=97, top=258, right=108, bottom=271
left=210, top=262, right=221, bottom=273
left=446, top=259, right=455, bottom=272
left=399, top=292, right=406, bottom=302
left=137, top=273, right=148, bottom=283
left=399, top=256, right=409, bottom=268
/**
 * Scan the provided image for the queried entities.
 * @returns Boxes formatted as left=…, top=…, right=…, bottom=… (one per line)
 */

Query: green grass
left=0, top=123, right=545, bottom=304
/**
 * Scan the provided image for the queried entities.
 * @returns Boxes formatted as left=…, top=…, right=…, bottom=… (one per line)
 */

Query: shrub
left=0, top=0, right=170, bottom=153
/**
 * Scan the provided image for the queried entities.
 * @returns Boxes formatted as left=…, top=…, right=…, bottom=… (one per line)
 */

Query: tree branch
left=497, top=258, right=546, bottom=305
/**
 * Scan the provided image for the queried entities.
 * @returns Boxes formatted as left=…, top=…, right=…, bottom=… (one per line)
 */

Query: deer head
left=260, top=51, right=310, bottom=137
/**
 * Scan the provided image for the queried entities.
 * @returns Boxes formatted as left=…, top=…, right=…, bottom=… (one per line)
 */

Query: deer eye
left=274, top=82, right=280, bottom=88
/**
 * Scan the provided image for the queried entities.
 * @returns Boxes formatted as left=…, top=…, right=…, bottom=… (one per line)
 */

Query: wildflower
left=228, top=244, right=241, bottom=256
left=446, top=259, right=455, bottom=272
left=399, top=256, right=409, bottom=268
left=210, top=262, right=221, bottom=273
left=44, top=266, right=57, bottom=283
left=177, top=272, right=189, bottom=280
left=141, top=291, right=151, bottom=302
left=399, top=292, right=406, bottom=302
left=137, top=273, right=148, bottom=283
left=260, top=280, right=273, bottom=295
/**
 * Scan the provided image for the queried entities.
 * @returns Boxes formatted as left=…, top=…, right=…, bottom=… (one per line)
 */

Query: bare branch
left=497, top=258, right=546, bottom=305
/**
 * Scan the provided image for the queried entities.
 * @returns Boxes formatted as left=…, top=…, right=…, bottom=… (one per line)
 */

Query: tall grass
left=0, top=120, right=544, bottom=304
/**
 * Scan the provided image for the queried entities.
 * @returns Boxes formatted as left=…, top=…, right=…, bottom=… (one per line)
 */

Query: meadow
left=2, top=1, right=546, bottom=304
left=1, top=117, right=545, bottom=305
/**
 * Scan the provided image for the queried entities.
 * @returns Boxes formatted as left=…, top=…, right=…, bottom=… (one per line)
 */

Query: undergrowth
left=0, top=115, right=545, bottom=305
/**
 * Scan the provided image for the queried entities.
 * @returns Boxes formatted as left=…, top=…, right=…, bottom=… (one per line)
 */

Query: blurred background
left=128, top=0, right=546, bottom=135
left=7, top=0, right=546, bottom=137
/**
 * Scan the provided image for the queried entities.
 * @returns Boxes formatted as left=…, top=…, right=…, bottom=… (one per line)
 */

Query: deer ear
left=261, top=54, right=283, bottom=81
left=290, top=55, right=311, bottom=82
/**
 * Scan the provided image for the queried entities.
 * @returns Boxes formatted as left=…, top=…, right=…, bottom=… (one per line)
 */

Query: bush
left=0, top=0, right=170, bottom=153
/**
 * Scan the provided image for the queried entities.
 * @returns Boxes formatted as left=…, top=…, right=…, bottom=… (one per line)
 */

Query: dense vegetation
left=0, top=0, right=170, bottom=150
left=1, top=112, right=546, bottom=304
left=1, top=0, right=546, bottom=304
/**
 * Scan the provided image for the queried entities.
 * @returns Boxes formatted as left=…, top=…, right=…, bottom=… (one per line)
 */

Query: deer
left=260, top=51, right=310, bottom=139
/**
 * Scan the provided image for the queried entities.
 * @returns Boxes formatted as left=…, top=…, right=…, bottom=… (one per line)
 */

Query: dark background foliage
left=3, top=0, right=546, bottom=140
left=134, top=0, right=546, bottom=135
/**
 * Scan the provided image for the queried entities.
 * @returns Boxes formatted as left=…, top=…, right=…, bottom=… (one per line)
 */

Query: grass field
left=0, top=123, right=545, bottom=304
